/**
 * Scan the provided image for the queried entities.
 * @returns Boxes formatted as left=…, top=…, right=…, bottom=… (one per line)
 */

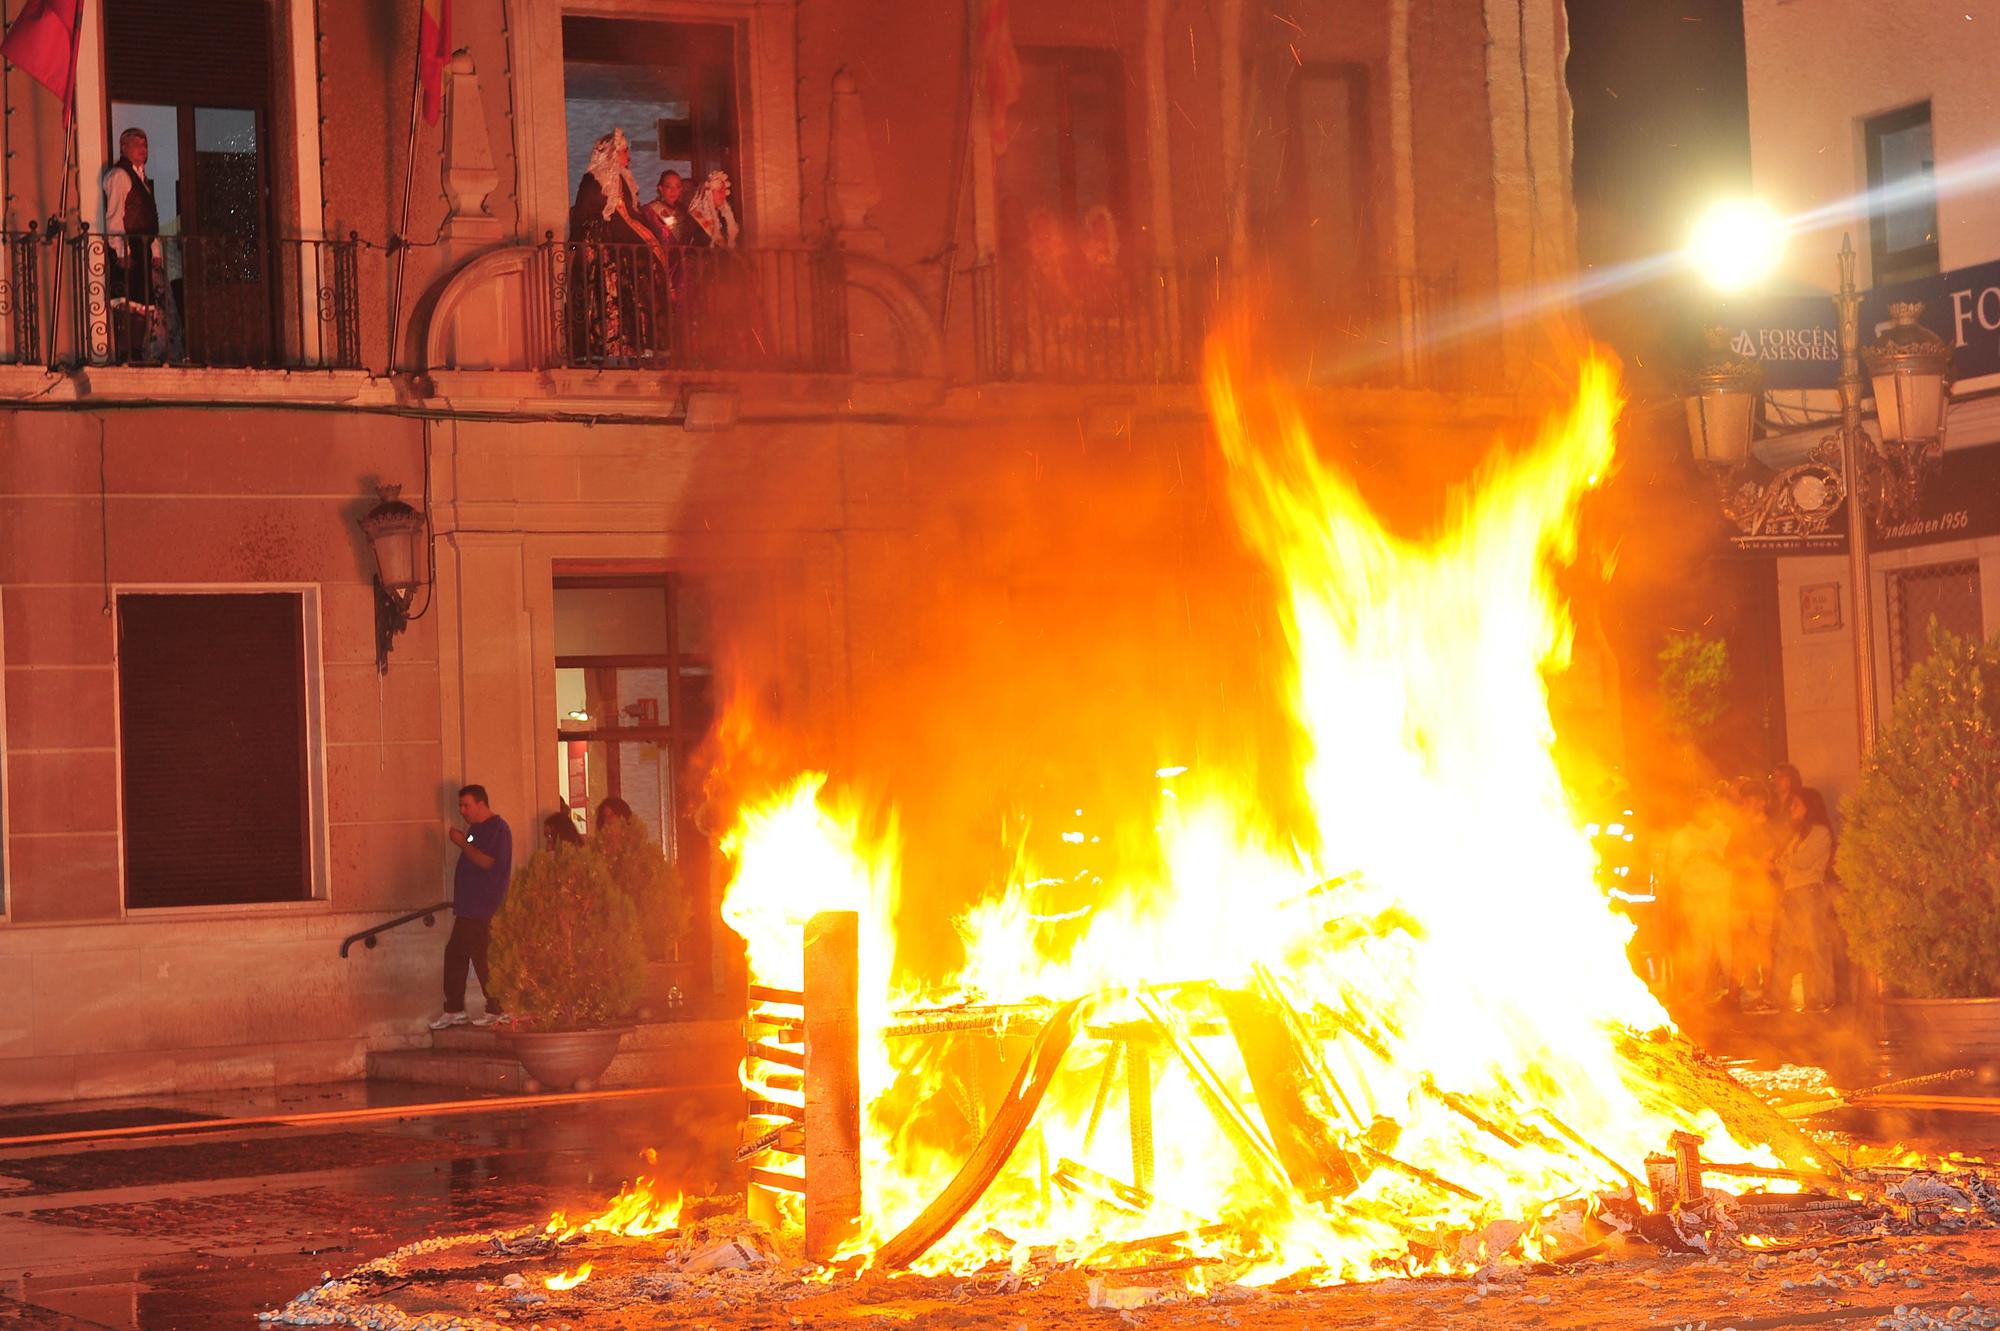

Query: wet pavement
left=0, top=1081, right=740, bottom=1329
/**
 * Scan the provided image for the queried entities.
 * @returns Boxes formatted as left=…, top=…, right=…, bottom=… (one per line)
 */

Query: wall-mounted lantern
left=358, top=483, right=431, bottom=673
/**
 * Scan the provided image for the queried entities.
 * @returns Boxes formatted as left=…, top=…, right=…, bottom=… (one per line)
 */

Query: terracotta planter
left=509, top=1026, right=631, bottom=1093
left=1879, top=996, right=2000, bottom=1074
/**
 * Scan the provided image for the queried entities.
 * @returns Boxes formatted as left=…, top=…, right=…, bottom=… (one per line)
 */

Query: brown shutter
left=117, top=593, right=310, bottom=909
left=104, top=0, right=272, bottom=106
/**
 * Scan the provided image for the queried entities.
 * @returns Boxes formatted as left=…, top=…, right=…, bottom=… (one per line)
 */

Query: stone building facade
left=0, top=0, right=1578, bottom=1105
left=1735, top=0, right=2000, bottom=802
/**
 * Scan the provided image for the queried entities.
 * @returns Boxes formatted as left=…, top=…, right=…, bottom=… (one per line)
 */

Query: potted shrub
left=490, top=844, right=647, bottom=1091
left=1836, top=624, right=2000, bottom=1069
left=596, top=814, right=692, bottom=964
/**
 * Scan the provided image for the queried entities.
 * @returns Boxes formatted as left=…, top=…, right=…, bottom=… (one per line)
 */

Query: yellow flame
left=721, top=349, right=1781, bottom=1283
left=544, top=1172, right=682, bottom=1242
left=544, top=1262, right=593, bottom=1290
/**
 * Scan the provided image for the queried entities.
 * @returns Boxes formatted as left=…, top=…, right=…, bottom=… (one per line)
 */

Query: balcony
left=0, top=229, right=363, bottom=371
left=969, top=260, right=1466, bottom=392
left=971, top=262, right=1210, bottom=384
left=541, top=240, right=850, bottom=374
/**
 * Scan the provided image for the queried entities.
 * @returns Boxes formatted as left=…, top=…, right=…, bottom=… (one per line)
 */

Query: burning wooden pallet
left=738, top=910, right=1989, bottom=1274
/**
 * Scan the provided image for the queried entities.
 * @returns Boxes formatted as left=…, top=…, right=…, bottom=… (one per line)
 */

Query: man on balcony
left=101, top=126, right=170, bottom=363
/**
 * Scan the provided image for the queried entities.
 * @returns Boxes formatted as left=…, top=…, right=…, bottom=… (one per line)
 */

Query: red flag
left=2, top=0, right=82, bottom=120
left=978, top=0, right=1023, bottom=156
left=418, top=0, right=451, bottom=125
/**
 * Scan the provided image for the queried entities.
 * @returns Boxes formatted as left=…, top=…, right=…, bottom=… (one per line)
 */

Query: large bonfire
left=716, top=346, right=1802, bottom=1286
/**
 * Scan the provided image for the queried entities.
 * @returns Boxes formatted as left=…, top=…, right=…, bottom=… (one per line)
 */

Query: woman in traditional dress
left=567, top=129, right=669, bottom=361
left=682, top=170, right=775, bottom=364
left=685, top=170, right=740, bottom=248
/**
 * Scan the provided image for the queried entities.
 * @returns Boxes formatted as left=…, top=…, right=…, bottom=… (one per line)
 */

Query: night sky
left=1567, top=0, right=1752, bottom=275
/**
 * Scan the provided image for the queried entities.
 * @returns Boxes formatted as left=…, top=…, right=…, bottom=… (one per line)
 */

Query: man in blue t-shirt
left=433, top=784, right=515, bottom=1029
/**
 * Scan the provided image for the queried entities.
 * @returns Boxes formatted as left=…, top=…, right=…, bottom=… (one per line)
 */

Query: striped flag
left=979, top=0, right=1023, bottom=155
left=2, top=0, right=83, bottom=120
left=418, top=0, right=451, bottom=125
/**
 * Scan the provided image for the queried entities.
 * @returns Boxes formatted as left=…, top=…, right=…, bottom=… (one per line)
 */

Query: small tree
left=596, top=815, right=691, bottom=960
left=491, top=845, right=647, bottom=1028
left=1836, top=624, right=2000, bottom=997
left=1657, top=630, right=1731, bottom=742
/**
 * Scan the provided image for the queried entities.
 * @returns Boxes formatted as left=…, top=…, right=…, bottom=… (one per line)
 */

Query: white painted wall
left=1743, top=1, right=2000, bottom=292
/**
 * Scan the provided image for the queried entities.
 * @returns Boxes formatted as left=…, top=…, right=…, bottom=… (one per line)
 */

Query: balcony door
left=104, top=0, right=275, bottom=366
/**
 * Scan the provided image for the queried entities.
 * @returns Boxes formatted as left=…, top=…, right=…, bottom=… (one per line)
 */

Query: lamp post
left=1831, top=237, right=1878, bottom=755
left=1685, top=207, right=1952, bottom=759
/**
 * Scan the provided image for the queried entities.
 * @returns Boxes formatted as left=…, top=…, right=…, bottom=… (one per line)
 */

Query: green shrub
left=1658, top=630, right=1731, bottom=741
left=1835, top=624, right=2000, bottom=997
left=490, top=845, right=647, bottom=1028
left=596, top=815, right=691, bottom=959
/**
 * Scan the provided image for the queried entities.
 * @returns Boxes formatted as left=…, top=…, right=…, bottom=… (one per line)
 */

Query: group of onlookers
left=565, top=127, right=746, bottom=362
left=1664, top=763, right=1838, bottom=1014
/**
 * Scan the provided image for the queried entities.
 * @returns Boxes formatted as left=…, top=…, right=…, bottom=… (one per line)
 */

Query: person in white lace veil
left=687, top=170, right=740, bottom=248
left=569, top=128, right=651, bottom=245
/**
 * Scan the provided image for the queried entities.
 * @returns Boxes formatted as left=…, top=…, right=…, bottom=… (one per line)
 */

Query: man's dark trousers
left=443, top=915, right=502, bottom=1014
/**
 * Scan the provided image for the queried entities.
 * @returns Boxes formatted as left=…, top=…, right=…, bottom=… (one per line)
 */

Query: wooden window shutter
left=118, top=593, right=310, bottom=909
left=104, top=0, right=272, bottom=106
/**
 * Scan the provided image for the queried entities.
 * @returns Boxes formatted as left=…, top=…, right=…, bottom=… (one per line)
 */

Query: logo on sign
left=1735, top=326, right=1839, bottom=364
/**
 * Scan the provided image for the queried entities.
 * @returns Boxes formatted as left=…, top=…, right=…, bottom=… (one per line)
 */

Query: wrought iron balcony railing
left=542, top=239, right=850, bottom=374
left=0, top=229, right=362, bottom=370
left=0, top=227, right=51, bottom=365
left=69, top=231, right=363, bottom=370
left=971, top=261, right=1210, bottom=384
left=1305, top=269, right=1468, bottom=392
left=970, top=260, right=1468, bottom=392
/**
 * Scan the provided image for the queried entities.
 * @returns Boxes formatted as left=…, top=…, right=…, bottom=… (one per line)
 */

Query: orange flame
left=544, top=1169, right=682, bottom=1242
left=722, top=348, right=1783, bottom=1283
left=543, top=1262, right=593, bottom=1290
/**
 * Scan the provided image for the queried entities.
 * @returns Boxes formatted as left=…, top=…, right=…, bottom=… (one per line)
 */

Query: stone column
left=1483, top=0, right=1579, bottom=381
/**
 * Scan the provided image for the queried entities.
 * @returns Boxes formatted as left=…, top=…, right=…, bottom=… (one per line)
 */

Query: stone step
left=428, top=1017, right=735, bottom=1055
left=369, top=1018, right=740, bottom=1094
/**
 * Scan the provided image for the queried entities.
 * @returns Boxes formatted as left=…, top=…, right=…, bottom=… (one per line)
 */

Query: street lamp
left=1864, top=301, right=1953, bottom=524
left=359, top=483, right=432, bottom=674
left=1682, top=204, right=1952, bottom=754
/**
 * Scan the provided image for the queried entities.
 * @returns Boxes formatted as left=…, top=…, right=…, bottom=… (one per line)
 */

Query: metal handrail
left=65, top=228, right=365, bottom=370
left=970, top=260, right=1210, bottom=383
left=339, top=899, right=452, bottom=958
left=541, top=237, right=849, bottom=372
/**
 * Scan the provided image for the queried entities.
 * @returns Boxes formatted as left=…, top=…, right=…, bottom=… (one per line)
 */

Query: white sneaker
left=471, top=1011, right=500, bottom=1027
left=430, top=1011, right=469, bottom=1030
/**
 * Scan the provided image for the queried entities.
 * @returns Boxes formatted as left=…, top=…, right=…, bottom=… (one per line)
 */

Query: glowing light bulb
left=1688, top=199, right=1786, bottom=292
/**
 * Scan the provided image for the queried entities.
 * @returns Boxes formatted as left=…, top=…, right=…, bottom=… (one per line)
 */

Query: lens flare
left=1688, top=198, right=1786, bottom=292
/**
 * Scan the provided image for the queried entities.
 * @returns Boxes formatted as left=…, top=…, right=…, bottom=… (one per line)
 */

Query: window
left=563, top=18, right=741, bottom=223
left=553, top=577, right=714, bottom=880
left=103, top=0, right=279, bottom=364
left=1865, top=102, right=1938, bottom=283
left=1887, top=560, right=1981, bottom=695
left=996, top=48, right=1128, bottom=257
left=117, top=592, right=313, bottom=909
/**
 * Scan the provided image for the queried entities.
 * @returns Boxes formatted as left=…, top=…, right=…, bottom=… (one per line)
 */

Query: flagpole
left=44, top=0, right=82, bottom=370
left=386, top=2, right=427, bottom=373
